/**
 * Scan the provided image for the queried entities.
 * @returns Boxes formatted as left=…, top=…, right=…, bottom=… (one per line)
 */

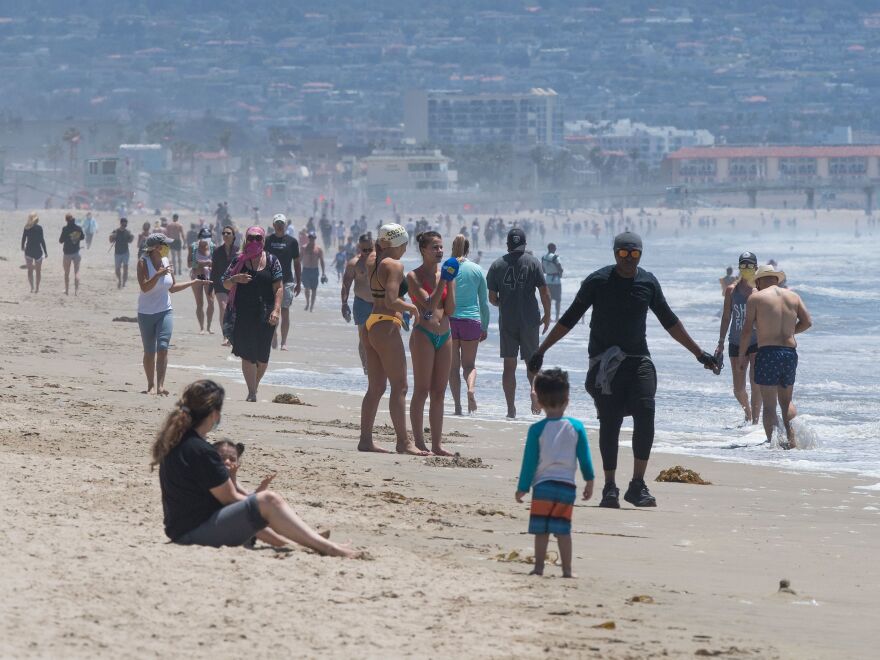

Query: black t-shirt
left=211, top=243, right=238, bottom=290
left=559, top=265, right=679, bottom=358
left=159, top=430, right=230, bottom=540
left=110, top=228, right=134, bottom=255
left=265, top=234, right=300, bottom=283
left=486, top=250, right=546, bottom=329
left=59, top=223, right=84, bottom=255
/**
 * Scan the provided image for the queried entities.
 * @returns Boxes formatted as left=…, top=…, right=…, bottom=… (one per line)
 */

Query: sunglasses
left=739, top=263, right=757, bottom=270
left=616, top=248, right=642, bottom=259
left=361, top=247, right=373, bottom=253
left=222, top=231, right=233, bottom=235
left=246, top=235, right=263, bottom=242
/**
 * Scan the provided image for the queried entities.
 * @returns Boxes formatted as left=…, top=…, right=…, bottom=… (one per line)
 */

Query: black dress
left=228, top=253, right=282, bottom=364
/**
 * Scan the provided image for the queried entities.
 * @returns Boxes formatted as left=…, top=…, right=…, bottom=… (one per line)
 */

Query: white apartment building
left=362, top=148, right=458, bottom=200
left=565, top=119, right=715, bottom=167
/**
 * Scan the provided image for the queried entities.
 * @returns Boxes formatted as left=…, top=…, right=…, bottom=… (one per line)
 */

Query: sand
left=1, top=209, right=879, bottom=659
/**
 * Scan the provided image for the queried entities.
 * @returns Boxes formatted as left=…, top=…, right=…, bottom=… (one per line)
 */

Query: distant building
left=362, top=147, right=457, bottom=201
left=118, top=144, right=170, bottom=173
left=665, top=145, right=880, bottom=184
left=565, top=119, right=714, bottom=167
left=404, top=89, right=563, bottom=147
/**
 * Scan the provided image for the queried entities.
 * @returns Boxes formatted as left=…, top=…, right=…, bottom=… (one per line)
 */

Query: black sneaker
left=599, top=483, right=620, bottom=508
left=623, top=478, right=657, bottom=507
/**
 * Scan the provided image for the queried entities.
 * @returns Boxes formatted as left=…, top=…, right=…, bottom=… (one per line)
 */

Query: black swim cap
left=613, top=231, right=642, bottom=250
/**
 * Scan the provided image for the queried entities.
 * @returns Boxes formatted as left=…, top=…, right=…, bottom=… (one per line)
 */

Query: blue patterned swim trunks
left=755, top=346, right=798, bottom=388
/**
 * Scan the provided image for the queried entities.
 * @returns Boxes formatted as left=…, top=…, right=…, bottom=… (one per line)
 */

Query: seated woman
left=153, top=379, right=361, bottom=557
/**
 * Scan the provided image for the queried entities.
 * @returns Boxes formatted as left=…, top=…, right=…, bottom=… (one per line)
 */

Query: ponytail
left=150, top=380, right=225, bottom=469
left=451, top=234, right=469, bottom=259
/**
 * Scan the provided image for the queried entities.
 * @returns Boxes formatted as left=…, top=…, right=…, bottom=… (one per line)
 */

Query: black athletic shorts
left=585, top=356, right=657, bottom=419
left=729, top=343, right=758, bottom=359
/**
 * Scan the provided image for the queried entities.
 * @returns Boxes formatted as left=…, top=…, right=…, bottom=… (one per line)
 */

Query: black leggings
left=586, top=357, right=657, bottom=472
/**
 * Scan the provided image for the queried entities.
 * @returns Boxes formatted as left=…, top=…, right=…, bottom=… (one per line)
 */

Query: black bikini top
left=370, top=263, right=408, bottom=300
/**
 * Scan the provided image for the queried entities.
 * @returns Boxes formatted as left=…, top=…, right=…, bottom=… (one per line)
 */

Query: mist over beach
left=2, top=2, right=880, bottom=658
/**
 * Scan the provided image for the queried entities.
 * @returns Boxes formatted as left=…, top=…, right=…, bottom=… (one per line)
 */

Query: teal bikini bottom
left=415, top=325, right=451, bottom=350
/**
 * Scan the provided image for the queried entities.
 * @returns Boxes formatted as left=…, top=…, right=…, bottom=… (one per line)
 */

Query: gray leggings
left=175, top=494, right=267, bottom=547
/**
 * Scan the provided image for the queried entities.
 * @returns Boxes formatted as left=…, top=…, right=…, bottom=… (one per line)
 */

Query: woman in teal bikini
left=359, top=224, right=426, bottom=456
left=407, top=231, right=457, bottom=456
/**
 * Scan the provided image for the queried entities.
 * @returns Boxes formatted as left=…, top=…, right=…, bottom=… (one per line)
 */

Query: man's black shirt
left=559, top=265, right=679, bottom=358
left=265, top=234, right=300, bottom=283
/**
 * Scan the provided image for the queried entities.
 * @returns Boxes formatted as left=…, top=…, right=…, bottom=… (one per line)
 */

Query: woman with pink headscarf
left=222, top=226, right=283, bottom=401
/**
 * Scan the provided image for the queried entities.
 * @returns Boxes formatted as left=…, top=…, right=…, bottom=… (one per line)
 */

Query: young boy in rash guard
left=516, top=368, right=594, bottom=578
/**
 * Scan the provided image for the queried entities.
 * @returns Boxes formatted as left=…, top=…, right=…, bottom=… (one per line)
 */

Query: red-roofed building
left=664, top=145, right=880, bottom=184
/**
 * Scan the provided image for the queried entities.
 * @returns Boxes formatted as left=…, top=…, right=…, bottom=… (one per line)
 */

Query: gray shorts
left=548, top=283, right=562, bottom=302
left=302, top=267, right=320, bottom=289
left=114, top=253, right=130, bottom=269
left=282, top=282, right=296, bottom=308
left=353, top=296, right=373, bottom=326
left=499, top=324, right=539, bottom=361
left=174, top=494, right=267, bottom=547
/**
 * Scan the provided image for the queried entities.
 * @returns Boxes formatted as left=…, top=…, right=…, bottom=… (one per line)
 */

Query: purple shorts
left=450, top=317, right=482, bottom=342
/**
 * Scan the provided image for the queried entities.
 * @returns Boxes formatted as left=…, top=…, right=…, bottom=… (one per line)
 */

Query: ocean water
left=195, top=222, right=880, bottom=482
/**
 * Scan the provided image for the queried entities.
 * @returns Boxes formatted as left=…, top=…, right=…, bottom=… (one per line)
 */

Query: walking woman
left=448, top=234, right=489, bottom=415
left=189, top=228, right=215, bottom=334
left=407, top=231, right=456, bottom=455
left=360, top=223, right=425, bottom=455
left=153, top=379, right=361, bottom=557
left=137, top=233, right=202, bottom=395
left=212, top=224, right=238, bottom=347
left=21, top=212, right=47, bottom=293
left=222, top=226, right=282, bottom=402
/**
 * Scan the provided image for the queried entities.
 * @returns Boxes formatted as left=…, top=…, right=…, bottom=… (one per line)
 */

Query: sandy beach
left=1, top=209, right=879, bottom=659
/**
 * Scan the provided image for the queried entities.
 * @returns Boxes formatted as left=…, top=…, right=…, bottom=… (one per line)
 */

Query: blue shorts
left=528, top=480, right=576, bottom=536
left=138, top=309, right=173, bottom=354
left=302, top=267, right=320, bottom=289
left=353, top=297, right=373, bottom=326
left=755, top=346, right=798, bottom=388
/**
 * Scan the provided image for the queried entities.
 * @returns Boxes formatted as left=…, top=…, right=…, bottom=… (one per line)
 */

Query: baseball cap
left=273, top=213, right=287, bottom=226
left=198, top=228, right=212, bottom=239
left=613, top=231, right=643, bottom=250
left=307, top=230, right=317, bottom=238
left=507, top=228, right=526, bottom=251
left=738, top=251, right=757, bottom=265
left=378, top=223, right=409, bottom=248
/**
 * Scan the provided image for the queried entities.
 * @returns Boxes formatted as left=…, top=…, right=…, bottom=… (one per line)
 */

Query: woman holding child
left=153, top=379, right=361, bottom=557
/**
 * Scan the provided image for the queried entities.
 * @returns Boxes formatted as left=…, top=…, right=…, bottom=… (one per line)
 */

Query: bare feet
left=221, top=339, right=231, bottom=347
left=280, top=344, right=288, bottom=351
left=467, top=392, right=478, bottom=413
left=199, top=329, right=206, bottom=335
left=530, top=392, right=543, bottom=415
left=357, top=439, right=390, bottom=453
left=506, top=407, right=516, bottom=419
left=431, top=445, right=455, bottom=457
left=207, top=329, right=214, bottom=335
left=562, top=571, right=576, bottom=578
left=453, top=405, right=463, bottom=416
left=396, top=442, right=431, bottom=456
left=529, top=568, right=544, bottom=576
left=157, top=388, right=170, bottom=396
left=144, top=385, right=156, bottom=395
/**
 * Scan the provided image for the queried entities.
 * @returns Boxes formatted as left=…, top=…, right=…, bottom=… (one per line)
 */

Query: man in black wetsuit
left=528, top=232, right=717, bottom=508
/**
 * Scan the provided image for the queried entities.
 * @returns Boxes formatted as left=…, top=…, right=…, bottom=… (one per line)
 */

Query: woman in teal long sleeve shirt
left=448, top=234, right=491, bottom=415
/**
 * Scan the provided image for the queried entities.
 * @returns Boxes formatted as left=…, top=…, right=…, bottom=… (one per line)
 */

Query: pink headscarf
left=226, top=226, right=265, bottom=308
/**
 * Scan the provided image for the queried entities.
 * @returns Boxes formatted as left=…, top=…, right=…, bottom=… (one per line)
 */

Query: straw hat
left=754, top=264, right=786, bottom=285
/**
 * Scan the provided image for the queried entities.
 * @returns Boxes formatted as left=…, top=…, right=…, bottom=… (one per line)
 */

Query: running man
left=528, top=232, right=717, bottom=508
left=341, top=235, right=375, bottom=373
left=541, top=243, right=564, bottom=321
left=740, top=264, right=812, bottom=449
left=486, top=228, right=551, bottom=418
left=59, top=214, right=84, bottom=295
left=300, top=231, right=325, bottom=312
left=265, top=214, right=301, bottom=351
left=717, top=251, right=761, bottom=424
left=109, top=217, right=134, bottom=289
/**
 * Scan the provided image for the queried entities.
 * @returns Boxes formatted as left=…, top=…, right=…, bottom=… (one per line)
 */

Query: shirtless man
left=340, top=234, right=375, bottom=373
left=300, top=231, right=325, bottom=312
left=740, top=264, right=812, bottom=449
left=164, top=214, right=186, bottom=273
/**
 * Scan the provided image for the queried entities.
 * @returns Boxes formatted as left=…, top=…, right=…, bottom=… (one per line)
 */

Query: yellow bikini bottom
left=365, top=313, right=403, bottom=332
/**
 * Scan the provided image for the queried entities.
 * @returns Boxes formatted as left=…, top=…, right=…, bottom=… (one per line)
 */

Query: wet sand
left=1, top=209, right=878, bottom=659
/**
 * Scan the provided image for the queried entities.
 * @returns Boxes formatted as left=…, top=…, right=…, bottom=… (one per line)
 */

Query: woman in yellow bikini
left=407, top=231, right=457, bottom=456
left=359, top=224, right=426, bottom=455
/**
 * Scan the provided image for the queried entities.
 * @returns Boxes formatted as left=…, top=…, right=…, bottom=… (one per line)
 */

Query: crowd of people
left=16, top=207, right=813, bottom=570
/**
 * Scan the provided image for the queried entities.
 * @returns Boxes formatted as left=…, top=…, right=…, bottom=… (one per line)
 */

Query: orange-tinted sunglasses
left=616, top=248, right=641, bottom=259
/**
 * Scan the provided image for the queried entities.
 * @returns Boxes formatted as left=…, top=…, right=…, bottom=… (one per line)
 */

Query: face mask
left=739, top=266, right=756, bottom=283
left=158, top=245, right=170, bottom=258
left=211, top=412, right=221, bottom=432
